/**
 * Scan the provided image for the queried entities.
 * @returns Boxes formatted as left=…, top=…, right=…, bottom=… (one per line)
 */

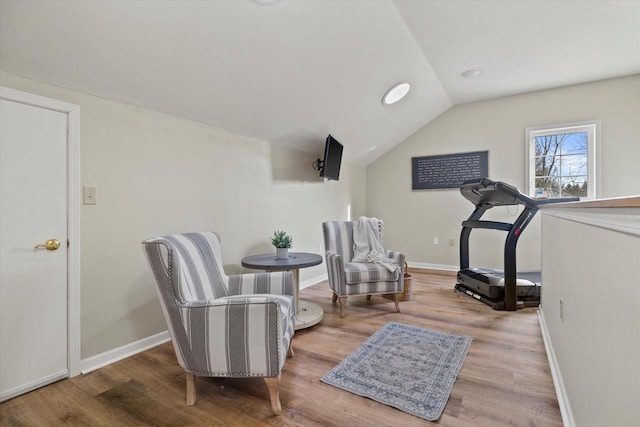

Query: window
left=526, top=121, right=598, bottom=199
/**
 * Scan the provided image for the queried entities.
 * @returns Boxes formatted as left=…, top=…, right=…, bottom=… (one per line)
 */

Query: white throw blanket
left=351, top=217, right=399, bottom=273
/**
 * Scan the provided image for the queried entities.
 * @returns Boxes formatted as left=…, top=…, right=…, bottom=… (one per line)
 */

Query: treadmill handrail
left=461, top=220, right=512, bottom=231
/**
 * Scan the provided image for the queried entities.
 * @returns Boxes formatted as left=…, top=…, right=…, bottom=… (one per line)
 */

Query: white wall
left=540, top=205, right=640, bottom=427
left=367, top=75, right=640, bottom=270
left=0, top=71, right=366, bottom=359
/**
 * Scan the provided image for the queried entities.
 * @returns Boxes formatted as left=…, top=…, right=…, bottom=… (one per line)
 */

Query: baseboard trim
left=0, top=369, right=68, bottom=403
left=538, top=308, right=575, bottom=427
left=300, top=273, right=328, bottom=290
left=80, top=330, right=170, bottom=374
left=406, top=261, right=458, bottom=272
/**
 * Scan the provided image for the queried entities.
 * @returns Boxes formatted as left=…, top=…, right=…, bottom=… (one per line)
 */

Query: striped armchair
left=322, top=221, right=405, bottom=318
left=142, top=232, right=295, bottom=415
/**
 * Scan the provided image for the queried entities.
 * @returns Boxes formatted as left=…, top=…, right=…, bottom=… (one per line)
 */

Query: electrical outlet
left=449, top=237, right=455, bottom=246
left=83, top=186, right=97, bottom=205
left=560, top=298, right=564, bottom=322
left=433, top=237, right=439, bottom=245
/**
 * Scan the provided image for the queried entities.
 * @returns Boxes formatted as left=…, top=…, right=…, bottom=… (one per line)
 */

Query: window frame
left=525, top=120, right=599, bottom=200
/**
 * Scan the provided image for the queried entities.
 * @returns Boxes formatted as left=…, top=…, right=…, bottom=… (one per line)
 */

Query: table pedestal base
left=295, top=300, right=323, bottom=330
left=241, top=252, right=324, bottom=331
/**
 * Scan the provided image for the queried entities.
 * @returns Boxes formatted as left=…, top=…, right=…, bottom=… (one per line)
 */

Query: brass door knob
left=34, top=239, right=61, bottom=251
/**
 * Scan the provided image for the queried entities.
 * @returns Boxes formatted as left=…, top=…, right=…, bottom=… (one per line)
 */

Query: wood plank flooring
left=0, top=269, right=563, bottom=426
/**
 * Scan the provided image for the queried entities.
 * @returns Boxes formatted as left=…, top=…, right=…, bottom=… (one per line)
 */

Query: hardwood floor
left=0, top=269, right=562, bottom=426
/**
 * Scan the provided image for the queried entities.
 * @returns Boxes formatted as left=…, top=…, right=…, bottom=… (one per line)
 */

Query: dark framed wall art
left=412, top=151, right=489, bottom=190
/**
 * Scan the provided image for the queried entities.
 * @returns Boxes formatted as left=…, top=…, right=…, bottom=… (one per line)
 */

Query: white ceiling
left=1, top=0, right=639, bottom=165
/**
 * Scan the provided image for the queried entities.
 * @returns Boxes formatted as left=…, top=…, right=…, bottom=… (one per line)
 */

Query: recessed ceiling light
left=382, top=82, right=411, bottom=105
left=460, top=69, right=483, bottom=79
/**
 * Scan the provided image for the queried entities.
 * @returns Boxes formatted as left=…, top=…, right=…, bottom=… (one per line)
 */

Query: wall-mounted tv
left=319, top=134, right=343, bottom=180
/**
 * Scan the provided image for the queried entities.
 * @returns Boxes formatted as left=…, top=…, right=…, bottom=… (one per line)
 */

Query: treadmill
left=455, top=178, right=578, bottom=310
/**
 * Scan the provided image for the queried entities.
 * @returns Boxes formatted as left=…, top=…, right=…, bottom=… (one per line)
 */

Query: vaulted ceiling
left=1, top=0, right=638, bottom=165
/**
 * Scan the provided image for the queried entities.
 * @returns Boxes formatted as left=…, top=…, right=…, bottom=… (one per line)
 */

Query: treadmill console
left=460, top=178, right=534, bottom=209
left=460, top=177, right=578, bottom=209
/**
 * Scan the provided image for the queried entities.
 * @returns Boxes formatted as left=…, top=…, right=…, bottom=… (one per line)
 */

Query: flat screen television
left=319, top=134, right=343, bottom=180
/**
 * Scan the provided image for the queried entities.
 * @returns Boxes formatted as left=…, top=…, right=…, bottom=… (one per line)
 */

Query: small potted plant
left=271, top=230, right=292, bottom=259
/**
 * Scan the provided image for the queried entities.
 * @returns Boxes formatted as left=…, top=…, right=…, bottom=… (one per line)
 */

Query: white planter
left=276, top=248, right=289, bottom=259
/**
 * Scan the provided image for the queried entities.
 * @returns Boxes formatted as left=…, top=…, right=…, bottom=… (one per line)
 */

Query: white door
left=0, top=97, right=69, bottom=401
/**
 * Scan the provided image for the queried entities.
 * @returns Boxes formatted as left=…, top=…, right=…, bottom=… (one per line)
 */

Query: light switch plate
left=83, top=186, right=97, bottom=205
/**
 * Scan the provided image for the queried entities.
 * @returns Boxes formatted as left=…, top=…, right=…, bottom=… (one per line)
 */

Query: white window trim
left=525, top=120, right=599, bottom=200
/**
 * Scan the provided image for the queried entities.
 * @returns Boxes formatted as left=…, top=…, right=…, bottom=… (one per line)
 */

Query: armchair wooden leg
left=394, top=293, right=401, bottom=313
left=338, top=296, right=347, bottom=318
left=287, top=343, right=294, bottom=358
left=332, top=292, right=337, bottom=303
left=264, top=376, right=282, bottom=415
left=186, top=372, right=196, bottom=406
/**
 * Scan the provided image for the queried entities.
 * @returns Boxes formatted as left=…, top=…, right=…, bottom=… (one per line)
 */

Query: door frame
left=1, top=86, right=81, bottom=377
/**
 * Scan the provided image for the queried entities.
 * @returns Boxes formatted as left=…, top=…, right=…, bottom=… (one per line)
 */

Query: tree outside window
left=526, top=122, right=597, bottom=200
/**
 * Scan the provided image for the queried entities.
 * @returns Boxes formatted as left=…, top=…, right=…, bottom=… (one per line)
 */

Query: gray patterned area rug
left=321, top=322, right=472, bottom=421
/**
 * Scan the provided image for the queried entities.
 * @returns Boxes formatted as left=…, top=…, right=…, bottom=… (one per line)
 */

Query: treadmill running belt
left=457, top=268, right=540, bottom=299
